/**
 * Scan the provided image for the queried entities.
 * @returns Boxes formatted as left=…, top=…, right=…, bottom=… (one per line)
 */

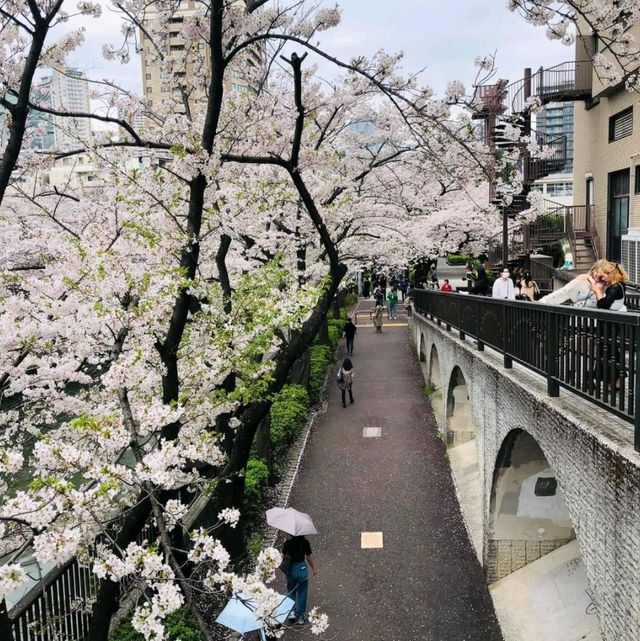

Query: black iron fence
left=8, top=515, right=159, bottom=640
left=412, top=290, right=640, bottom=450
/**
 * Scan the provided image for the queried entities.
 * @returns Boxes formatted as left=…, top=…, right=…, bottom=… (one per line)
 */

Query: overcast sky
left=67, top=0, right=572, bottom=95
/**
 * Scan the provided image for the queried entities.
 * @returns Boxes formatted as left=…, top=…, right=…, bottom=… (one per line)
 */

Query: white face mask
left=502, top=273, right=509, bottom=279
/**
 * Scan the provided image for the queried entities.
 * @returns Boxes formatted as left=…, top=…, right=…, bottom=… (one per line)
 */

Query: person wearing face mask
left=492, top=268, right=516, bottom=300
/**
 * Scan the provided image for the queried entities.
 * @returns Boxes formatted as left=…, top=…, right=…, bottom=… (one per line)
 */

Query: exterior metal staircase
left=474, top=60, right=596, bottom=265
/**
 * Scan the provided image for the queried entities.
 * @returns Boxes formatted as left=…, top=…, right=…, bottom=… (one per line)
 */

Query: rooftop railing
left=412, top=289, right=640, bottom=451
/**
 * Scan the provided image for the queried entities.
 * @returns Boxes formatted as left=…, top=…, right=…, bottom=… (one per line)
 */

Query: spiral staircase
left=473, top=61, right=596, bottom=266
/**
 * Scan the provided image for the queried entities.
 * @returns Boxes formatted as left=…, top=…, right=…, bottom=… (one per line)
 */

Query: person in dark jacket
left=282, top=535, right=318, bottom=625
left=470, top=264, right=491, bottom=296
left=343, top=318, right=357, bottom=355
left=589, top=260, right=629, bottom=310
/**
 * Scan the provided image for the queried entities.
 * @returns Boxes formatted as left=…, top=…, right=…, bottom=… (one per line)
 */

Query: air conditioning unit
left=621, top=228, right=640, bottom=284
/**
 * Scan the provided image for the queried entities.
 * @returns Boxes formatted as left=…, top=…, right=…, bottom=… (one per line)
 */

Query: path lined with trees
left=281, top=322, right=503, bottom=640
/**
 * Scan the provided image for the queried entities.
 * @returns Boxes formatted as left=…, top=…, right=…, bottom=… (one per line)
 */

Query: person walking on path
left=282, top=534, right=318, bottom=625
left=464, top=261, right=474, bottom=293
left=386, top=286, right=399, bottom=319
left=372, top=304, right=384, bottom=333
left=440, top=279, right=453, bottom=292
left=518, top=271, right=539, bottom=301
left=337, top=358, right=354, bottom=408
left=492, top=268, right=516, bottom=300
left=470, top=263, right=491, bottom=296
left=343, top=317, right=357, bottom=355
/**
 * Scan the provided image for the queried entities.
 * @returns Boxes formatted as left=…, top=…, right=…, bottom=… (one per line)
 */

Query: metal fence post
left=547, top=310, right=560, bottom=397
left=502, top=302, right=512, bottom=368
left=635, top=339, right=640, bottom=452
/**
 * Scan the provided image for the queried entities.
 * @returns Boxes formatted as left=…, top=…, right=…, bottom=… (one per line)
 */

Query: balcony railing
left=475, top=60, right=593, bottom=118
left=412, top=289, right=640, bottom=450
left=524, top=131, right=567, bottom=181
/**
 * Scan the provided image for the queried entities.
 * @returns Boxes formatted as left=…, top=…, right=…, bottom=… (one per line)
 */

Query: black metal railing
left=476, top=60, right=593, bottom=118
left=9, top=514, right=160, bottom=640
left=628, top=293, right=640, bottom=312
left=412, top=290, right=640, bottom=450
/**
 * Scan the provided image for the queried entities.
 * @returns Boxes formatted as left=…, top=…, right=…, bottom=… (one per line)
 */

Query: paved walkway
left=281, top=309, right=503, bottom=641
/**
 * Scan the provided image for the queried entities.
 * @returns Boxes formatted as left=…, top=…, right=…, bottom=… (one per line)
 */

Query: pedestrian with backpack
left=337, top=358, right=354, bottom=408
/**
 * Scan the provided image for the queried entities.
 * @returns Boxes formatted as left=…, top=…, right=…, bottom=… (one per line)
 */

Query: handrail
left=475, top=60, right=593, bottom=118
left=412, top=289, right=640, bottom=451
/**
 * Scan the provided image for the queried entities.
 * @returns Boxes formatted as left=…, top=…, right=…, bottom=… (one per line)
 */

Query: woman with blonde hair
left=537, top=259, right=607, bottom=307
left=588, top=261, right=629, bottom=311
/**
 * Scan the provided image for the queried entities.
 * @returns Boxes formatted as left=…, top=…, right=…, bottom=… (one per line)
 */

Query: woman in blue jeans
left=282, top=535, right=318, bottom=624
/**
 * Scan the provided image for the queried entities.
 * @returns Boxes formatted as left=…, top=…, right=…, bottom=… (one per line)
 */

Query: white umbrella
left=216, top=591, right=295, bottom=641
left=265, top=507, right=318, bottom=536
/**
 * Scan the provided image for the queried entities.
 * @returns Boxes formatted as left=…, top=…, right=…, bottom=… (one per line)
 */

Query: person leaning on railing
left=537, top=259, right=608, bottom=308
left=588, top=261, right=629, bottom=311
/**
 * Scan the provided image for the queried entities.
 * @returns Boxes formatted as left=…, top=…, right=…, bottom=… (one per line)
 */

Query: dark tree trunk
left=254, top=413, right=273, bottom=479
left=318, top=316, right=330, bottom=345
left=331, top=293, right=341, bottom=319
left=0, top=601, right=14, bottom=641
left=287, top=348, right=310, bottom=387
left=85, top=497, right=151, bottom=641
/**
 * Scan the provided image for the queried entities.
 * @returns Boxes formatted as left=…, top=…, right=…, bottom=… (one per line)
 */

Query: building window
left=609, top=107, right=633, bottom=142
left=146, top=73, right=151, bottom=80
left=170, top=44, right=185, bottom=51
left=635, top=166, right=640, bottom=194
left=547, top=182, right=573, bottom=197
left=146, top=87, right=152, bottom=94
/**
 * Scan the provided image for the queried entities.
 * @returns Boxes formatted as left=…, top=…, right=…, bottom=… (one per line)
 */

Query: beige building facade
left=140, top=1, right=257, bottom=116
left=572, top=29, right=640, bottom=280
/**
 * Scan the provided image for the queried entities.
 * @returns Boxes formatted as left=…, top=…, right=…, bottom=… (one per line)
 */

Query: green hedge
left=243, top=458, right=270, bottom=526
left=308, top=344, right=331, bottom=403
left=270, top=385, right=310, bottom=458
left=446, top=254, right=473, bottom=266
left=110, top=607, right=203, bottom=641
left=344, top=292, right=358, bottom=307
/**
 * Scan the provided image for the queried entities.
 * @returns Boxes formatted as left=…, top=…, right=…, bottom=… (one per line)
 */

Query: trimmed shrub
left=446, top=254, right=473, bottom=266
left=270, top=385, right=310, bottom=458
left=308, top=344, right=331, bottom=403
left=344, top=292, right=358, bottom=307
left=243, top=458, right=270, bottom=526
left=110, top=608, right=203, bottom=641
left=327, top=325, right=341, bottom=349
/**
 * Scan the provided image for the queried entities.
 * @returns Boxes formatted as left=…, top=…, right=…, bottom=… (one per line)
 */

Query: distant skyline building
left=139, top=1, right=260, bottom=114
left=531, top=101, right=574, bottom=205
left=28, top=68, right=92, bottom=150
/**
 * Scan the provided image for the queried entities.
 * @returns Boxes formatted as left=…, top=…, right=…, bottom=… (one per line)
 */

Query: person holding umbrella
left=266, top=507, right=319, bottom=626
left=282, top=534, right=318, bottom=624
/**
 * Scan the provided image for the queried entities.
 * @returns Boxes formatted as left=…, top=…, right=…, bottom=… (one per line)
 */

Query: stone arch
left=486, top=429, right=601, bottom=640
left=445, top=366, right=474, bottom=446
left=428, top=344, right=441, bottom=389
left=487, top=428, right=577, bottom=581
left=426, top=344, right=444, bottom=426
left=419, top=332, right=427, bottom=362
left=444, top=364, right=482, bottom=560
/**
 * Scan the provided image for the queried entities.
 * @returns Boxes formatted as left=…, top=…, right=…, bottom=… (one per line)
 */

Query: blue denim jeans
left=287, top=561, right=309, bottom=620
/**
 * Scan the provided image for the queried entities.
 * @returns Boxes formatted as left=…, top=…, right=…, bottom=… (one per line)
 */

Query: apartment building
left=140, top=1, right=258, bottom=115
left=572, top=27, right=640, bottom=278
left=28, top=68, right=92, bottom=150
left=532, top=101, right=575, bottom=207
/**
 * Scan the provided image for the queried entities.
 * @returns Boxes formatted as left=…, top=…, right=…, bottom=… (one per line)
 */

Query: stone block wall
left=412, top=311, right=640, bottom=641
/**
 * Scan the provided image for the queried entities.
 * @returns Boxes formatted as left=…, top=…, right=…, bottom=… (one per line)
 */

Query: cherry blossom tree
left=508, top=0, right=640, bottom=88
left=0, top=2, right=502, bottom=640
